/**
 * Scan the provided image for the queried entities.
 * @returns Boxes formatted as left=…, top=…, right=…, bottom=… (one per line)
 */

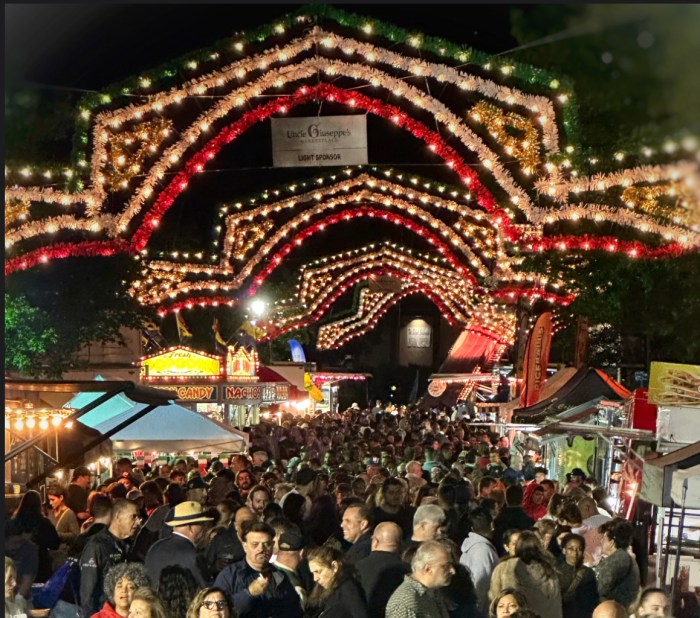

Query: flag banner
left=175, top=312, right=193, bottom=340
left=304, top=372, right=324, bottom=402
left=240, top=320, right=266, bottom=340
left=289, top=339, right=307, bottom=363
left=212, top=318, right=228, bottom=347
left=519, top=312, right=553, bottom=408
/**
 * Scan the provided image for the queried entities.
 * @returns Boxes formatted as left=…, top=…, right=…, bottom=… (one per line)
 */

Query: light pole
left=249, top=298, right=273, bottom=362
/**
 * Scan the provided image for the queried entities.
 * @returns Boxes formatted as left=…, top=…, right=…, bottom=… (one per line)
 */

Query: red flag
left=519, top=312, right=553, bottom=407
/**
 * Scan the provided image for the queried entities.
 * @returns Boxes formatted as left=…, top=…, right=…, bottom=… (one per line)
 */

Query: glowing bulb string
left=268, top=266, right=472, bottom=339
left=130, top=83, right=518, bottom=250
left=4, top=240, right=131, bottom=276
left=246, top=205, right=478, bottom=295
left=520, top=235, right=693, bottom=258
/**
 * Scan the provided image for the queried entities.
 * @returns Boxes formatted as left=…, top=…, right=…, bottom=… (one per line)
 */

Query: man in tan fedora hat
left=144, top=500, right=213, bottom=586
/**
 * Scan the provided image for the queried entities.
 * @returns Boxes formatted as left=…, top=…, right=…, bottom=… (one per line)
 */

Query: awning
left=78, top=401, right=248, bottom=453
left=512, top=366, right=630, bottom=424
left=640, top=441, right=700, bottom=506
left=672, top=465, right=700, bottom=508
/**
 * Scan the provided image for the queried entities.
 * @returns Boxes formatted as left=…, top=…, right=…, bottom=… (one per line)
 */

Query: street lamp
left=249, top=298, right=267, bottom=319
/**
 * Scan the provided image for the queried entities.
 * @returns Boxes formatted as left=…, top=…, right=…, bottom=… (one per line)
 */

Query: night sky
left=4, top=3, right=528, bottom=379
left=5, top=4, right=522, bottom=90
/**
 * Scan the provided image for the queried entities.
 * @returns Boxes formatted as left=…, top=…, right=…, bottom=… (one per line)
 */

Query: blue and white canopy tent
left=65, top=383, right=248, bottom=453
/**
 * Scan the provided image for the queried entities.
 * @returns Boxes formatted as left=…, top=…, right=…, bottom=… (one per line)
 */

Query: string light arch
left=5, top=5, right=700, bottom=350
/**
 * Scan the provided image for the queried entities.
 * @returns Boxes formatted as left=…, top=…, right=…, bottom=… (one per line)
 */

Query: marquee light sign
left=139, top=346, right=223, bottom=381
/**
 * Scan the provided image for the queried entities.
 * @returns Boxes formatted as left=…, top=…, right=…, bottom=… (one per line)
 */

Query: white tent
left=78, top=402, right=248, bottom=453
left=671, top=464, right=700, bottom=508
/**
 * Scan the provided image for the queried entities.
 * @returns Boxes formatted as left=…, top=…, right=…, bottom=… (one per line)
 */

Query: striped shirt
left=385, top=575, right=450, bottom=618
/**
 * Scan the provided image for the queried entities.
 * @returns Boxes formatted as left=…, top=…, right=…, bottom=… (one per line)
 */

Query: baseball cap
left=278, top=528, right=304, bottom=552
left=295, top=467, right=317, bottom=486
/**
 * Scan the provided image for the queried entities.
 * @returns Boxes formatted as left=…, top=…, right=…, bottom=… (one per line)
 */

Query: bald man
left=355, top=522, right=411, bottom=618
left=574, top=497, right=611, bottom=567
left=593, top=600, right=628, bottom=618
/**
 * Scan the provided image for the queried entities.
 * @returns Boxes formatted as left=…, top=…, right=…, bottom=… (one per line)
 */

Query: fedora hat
left=166, top=501, right=214, bottom=527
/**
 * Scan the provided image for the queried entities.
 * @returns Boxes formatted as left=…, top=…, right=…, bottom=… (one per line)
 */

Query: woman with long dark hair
left=156, top=565, right=199, bottom=618
left=556, top=533, right=599, bottom=618
left=306, top=545, right=368, bottom=618
left=10, top=490, right=60, bottom=583
left=489, top=530, right=562, bottom=618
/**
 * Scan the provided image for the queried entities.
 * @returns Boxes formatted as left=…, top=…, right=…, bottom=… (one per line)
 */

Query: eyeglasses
left=202, top=600, right=227, bottom=610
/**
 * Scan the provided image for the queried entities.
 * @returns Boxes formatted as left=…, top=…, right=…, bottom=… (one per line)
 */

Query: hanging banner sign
left=648, top=361, right=700, bottom=407
left=271, top=116, right=368, bottom=167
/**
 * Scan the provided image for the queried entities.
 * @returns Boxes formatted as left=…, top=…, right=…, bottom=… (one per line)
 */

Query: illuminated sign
left=226, top=346, right=259, bottom=381
left=159, top=385, right=218, bottom=401
left=225, top=385, right=262, bottom=402
left=224, top=383, right=290, bottom=403
left=140, top=347, right=222, bottom=380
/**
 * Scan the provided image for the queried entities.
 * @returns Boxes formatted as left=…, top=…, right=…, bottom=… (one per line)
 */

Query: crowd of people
left=5, top=403, right=682, bottom=618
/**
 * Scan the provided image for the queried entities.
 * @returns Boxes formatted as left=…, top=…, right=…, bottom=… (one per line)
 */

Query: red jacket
left=522, top=482, right=548, bottom=520
left=90, top=602, right=123, bottom=618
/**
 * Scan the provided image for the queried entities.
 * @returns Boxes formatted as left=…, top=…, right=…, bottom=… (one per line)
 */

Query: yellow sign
left=140, top=347, right=221, bottom=379
left=648, top=361, right=700, bottom=408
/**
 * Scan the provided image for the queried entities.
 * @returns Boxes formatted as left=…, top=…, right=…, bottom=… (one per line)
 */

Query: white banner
left=271, top=115, right=368, bottom=167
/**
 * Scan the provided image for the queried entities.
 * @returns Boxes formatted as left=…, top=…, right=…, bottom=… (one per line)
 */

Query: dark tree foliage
left=4, top=256, right=150, bottom=377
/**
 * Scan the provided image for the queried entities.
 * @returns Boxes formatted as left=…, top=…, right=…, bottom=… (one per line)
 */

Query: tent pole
left=5, top=384, right=132, bottom=462
left=662, top=501, right=675, bottom=589
left=26, top=403, right=160, bottom=488
left=655, top=507, right=663, bottom=588
left=670, top=480, right=688, bottom=602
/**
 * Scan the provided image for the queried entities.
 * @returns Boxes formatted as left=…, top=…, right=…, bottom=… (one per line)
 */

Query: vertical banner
left=519, top=312, right=553, bottom=407
left=574, top=316, right=589, bottom=369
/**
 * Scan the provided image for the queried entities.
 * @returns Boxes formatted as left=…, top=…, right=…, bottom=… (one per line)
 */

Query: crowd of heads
left=5, top=403, right=688, bottom=618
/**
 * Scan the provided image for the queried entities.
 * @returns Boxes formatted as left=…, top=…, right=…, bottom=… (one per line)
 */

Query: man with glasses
left=79, top=499, right=141, bottom=617
left=386, top=540, right=455, bottom=618
left=214, top=521, right=302, bottom=618
left=145, top=500, right=213, bottom=587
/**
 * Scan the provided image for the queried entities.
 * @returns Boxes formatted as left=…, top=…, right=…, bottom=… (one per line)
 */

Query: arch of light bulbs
left=316, top=283, right=463, bottom=350
left=5, top=7, right=699, bottom=282
left=271, top=264, right=472, bottom=339
left=134, top=204, right=481, bottom=307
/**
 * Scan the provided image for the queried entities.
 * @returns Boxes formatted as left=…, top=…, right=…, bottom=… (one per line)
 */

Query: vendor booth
left=640, top=441, right=700, bottom=592
left=138, top=345, right=294, bottom=428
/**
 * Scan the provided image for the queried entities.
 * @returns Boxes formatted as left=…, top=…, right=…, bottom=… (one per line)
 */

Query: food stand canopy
left=512, top=367, right=630, bottom=424
left=640, top=441, right=700, bottom=507
left=67, top=390, right=248, bottom=453
left=672, top=464, right=700, bottom=508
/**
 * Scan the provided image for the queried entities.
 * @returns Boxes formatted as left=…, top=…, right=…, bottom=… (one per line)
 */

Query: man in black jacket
left=206, top=505, right=256, bottom=578
left=144, top=501, right=212, bottom=587
left=492, top=484, right=535, bottom=556
left=342, top=502, right=373, bottom=564
left=214, top=521, right=302, bottom=618
left=355, top=522, right=410, bottom=618
left=79, top=499, right=141, bottom=617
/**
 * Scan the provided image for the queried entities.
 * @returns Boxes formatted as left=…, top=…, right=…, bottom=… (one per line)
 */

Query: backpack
left=32, top=557, right=80, bottom=610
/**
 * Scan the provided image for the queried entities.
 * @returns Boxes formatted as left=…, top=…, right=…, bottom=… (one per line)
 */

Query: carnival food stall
left=137, top=344, right=295, bottom=428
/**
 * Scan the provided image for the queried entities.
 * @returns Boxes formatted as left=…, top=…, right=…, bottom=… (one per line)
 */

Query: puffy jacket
left=79, top=528, right=129, bottom=617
